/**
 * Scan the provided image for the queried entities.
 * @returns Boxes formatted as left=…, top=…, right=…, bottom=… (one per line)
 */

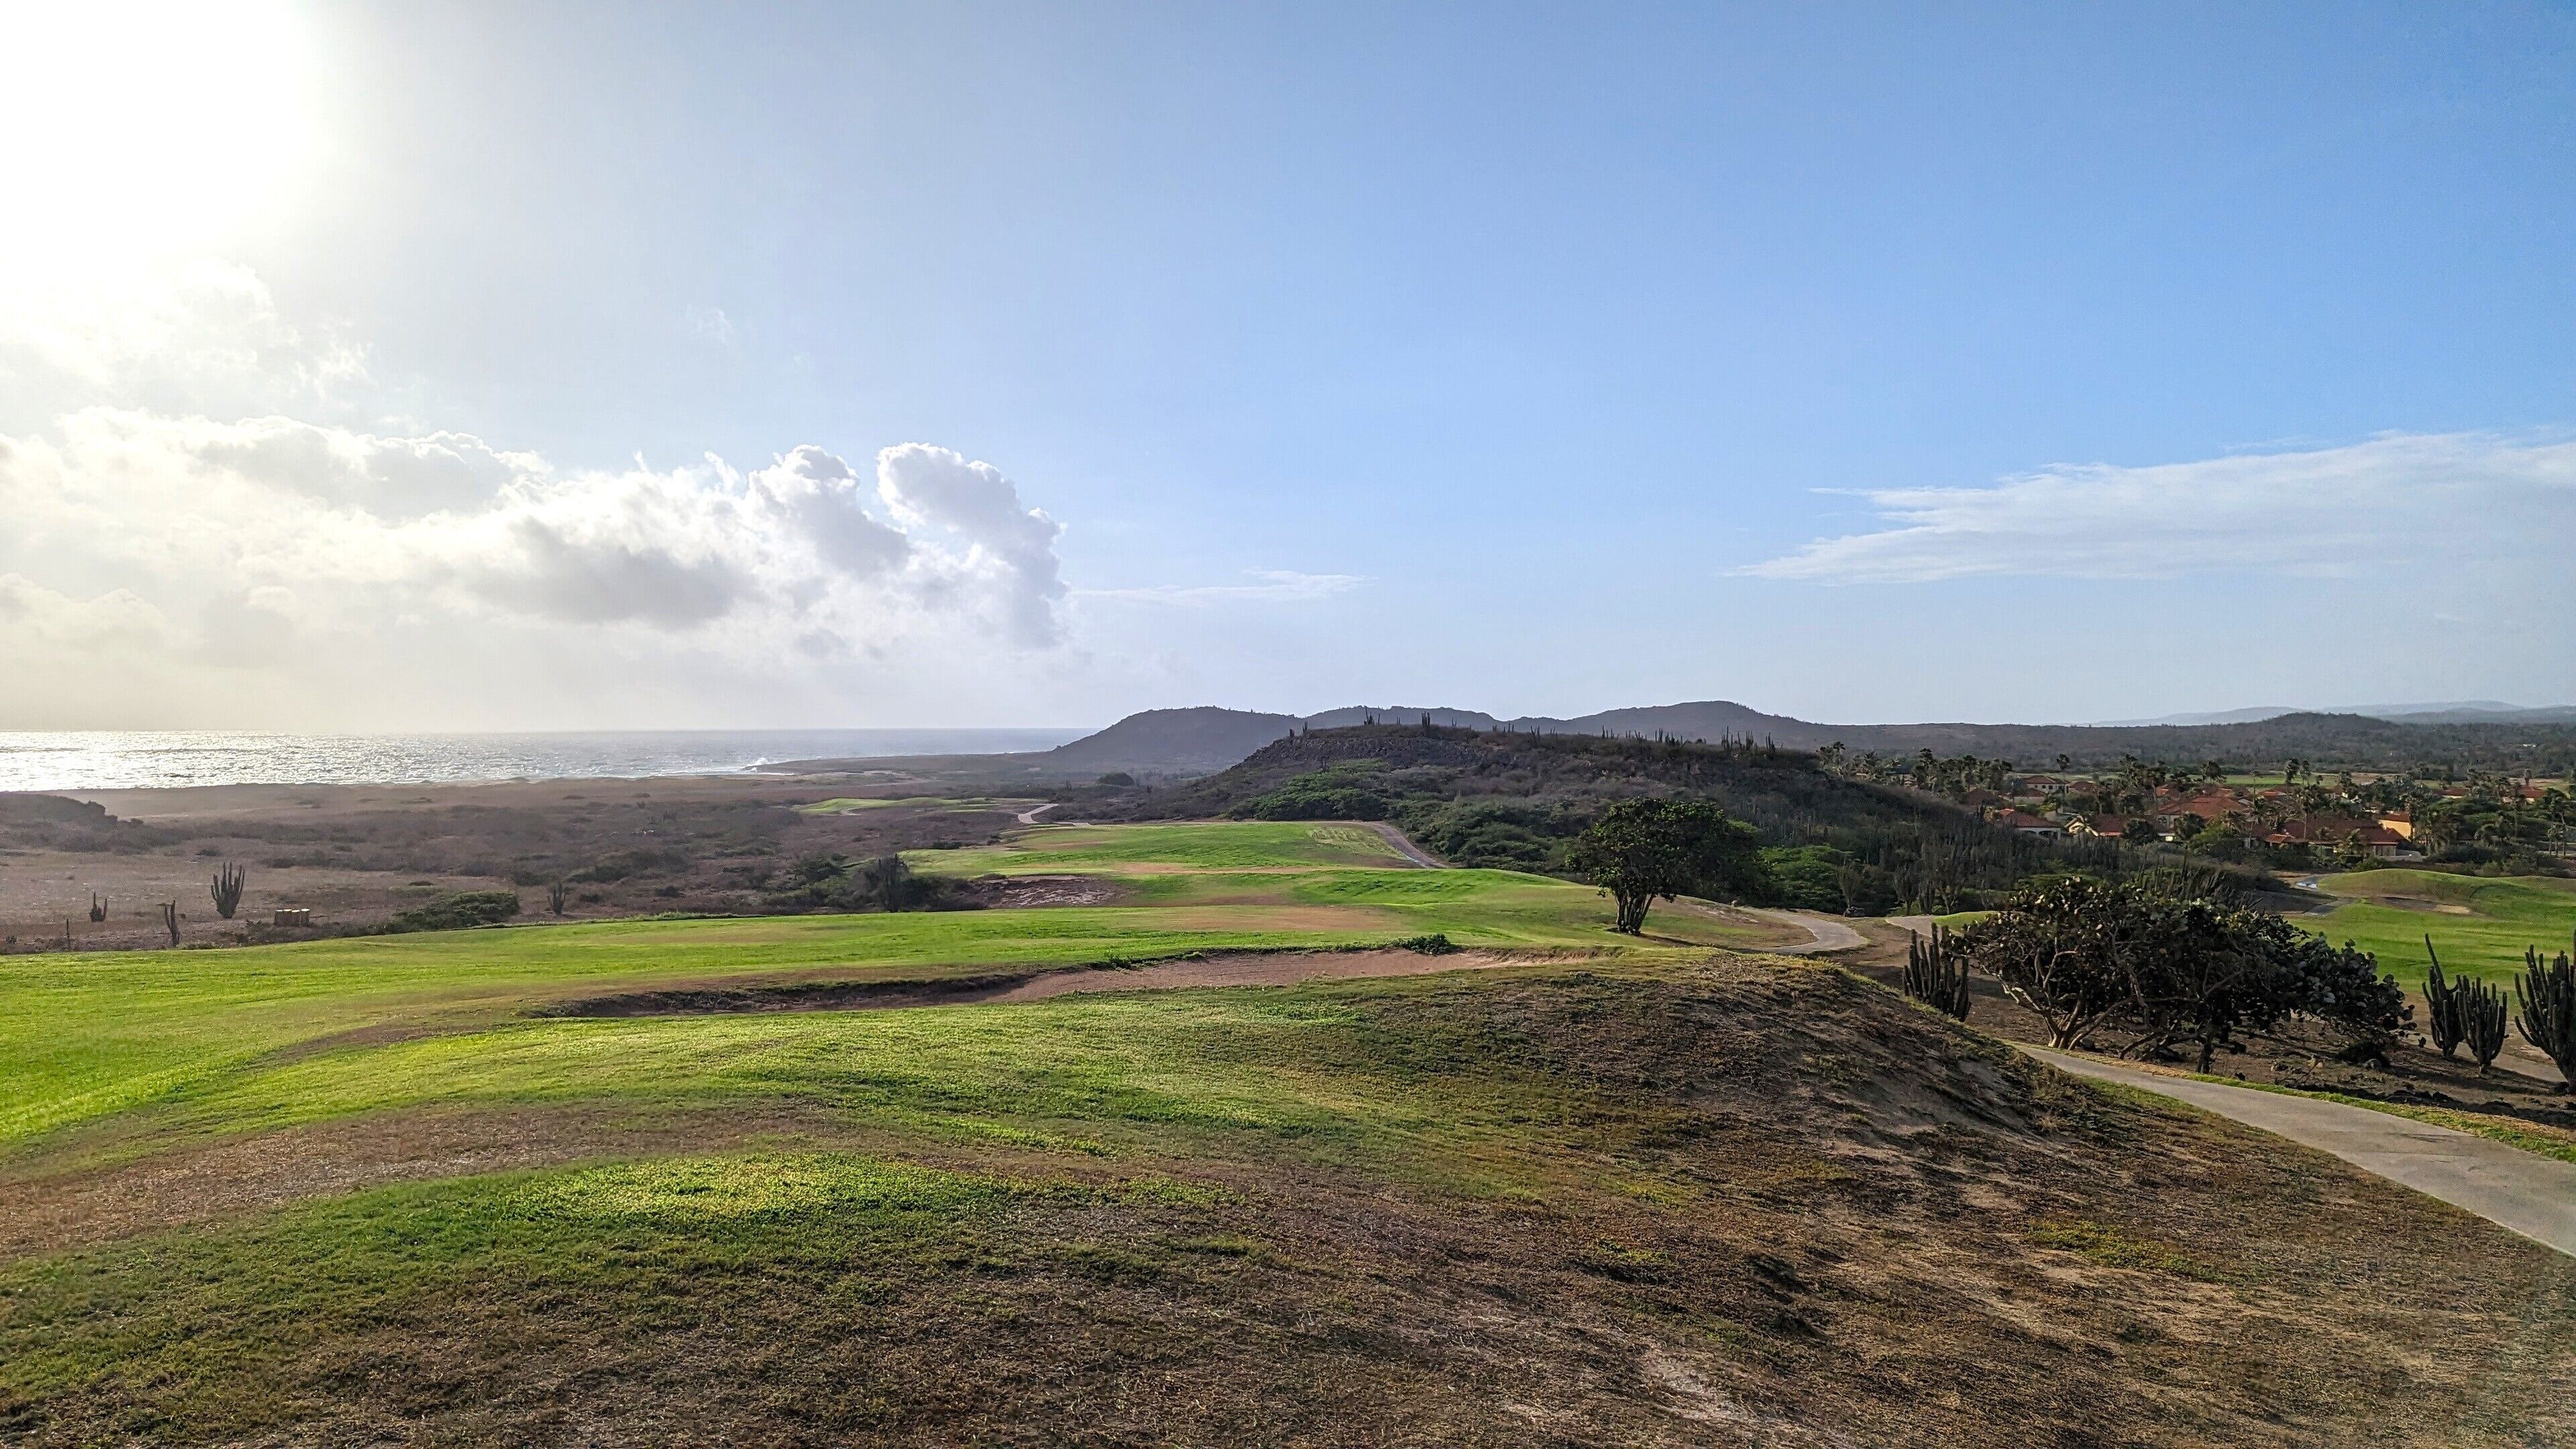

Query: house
left=2066, top=815, right=2129, bottom=839
left=2266, top=818, right=2408, bottom=860
left=2377, top=811, right=2414, bottom=841
left=1993, top=809, right=2063, bottom=839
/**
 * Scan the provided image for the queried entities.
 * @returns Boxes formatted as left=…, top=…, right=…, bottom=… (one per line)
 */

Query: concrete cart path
left=1742, top=909, right=1868, bottom=955
left=2033, top=1047, right=2576, bottom=1258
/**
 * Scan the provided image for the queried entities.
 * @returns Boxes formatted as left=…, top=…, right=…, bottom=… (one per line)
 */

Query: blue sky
left=1, top=2, right=2570, bottom=729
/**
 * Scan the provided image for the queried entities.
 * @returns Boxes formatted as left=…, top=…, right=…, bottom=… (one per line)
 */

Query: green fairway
left=2302, top=869, right=2576, bottom=986
left=917, top=820, right=1411, bottom=873
left=0, top=822, right=1794, bottom=1155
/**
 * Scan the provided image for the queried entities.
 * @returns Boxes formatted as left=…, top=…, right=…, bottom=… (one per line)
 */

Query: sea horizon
left=0, top=728, right=1094, bottom=792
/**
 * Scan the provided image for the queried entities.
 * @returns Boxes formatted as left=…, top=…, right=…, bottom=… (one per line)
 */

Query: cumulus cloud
left=1083, top=570, right=1367, bottom=605
left=0, top=410, right=1073, bottom=687
left=1745, top=433, right=2576, bottom=583
left=873, top=443, right=1067, bottom=645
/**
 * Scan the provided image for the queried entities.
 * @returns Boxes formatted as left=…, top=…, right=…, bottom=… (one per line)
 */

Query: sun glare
left=0, top=0, right=314, bottom=269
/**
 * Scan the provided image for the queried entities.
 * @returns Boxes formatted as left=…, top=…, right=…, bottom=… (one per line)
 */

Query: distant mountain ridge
left=2097, top=701, right=2575, bottom=727
left=1019, top=699, right=2576, bottom=779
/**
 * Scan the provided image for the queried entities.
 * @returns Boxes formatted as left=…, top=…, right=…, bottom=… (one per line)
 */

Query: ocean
left=0, top=729, right=1091, bottom=792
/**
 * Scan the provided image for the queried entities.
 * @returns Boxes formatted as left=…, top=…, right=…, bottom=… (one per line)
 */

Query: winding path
left=1739, top=908, right=1868, bottom=956
left=2032, top=1047, right=2576, bottom=1258
left=1363, top=821, right=1448, bottom=869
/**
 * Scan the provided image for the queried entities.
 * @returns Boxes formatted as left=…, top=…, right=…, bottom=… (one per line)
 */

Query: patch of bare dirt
left=533, top=949, right=1526, bottom=1020
left=960, top=873, right=1124, bottom=908
left=991, top=948, right=1518, bottom=1000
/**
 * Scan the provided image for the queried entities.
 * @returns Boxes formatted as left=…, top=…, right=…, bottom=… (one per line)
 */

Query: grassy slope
left=6, top=824, right=2573, bottom=1443
left=8, top=958, right=2573, bottom=1445
left=2304, top=870, right=2576, bottom=985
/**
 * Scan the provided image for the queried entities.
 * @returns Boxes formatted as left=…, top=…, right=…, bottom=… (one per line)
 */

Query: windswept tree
left=1567, top=798, right=1760, bottom=934
left=1958, top=877, right=2129, bottom=1049
left=1963, top=876, right=2406, bottom=1068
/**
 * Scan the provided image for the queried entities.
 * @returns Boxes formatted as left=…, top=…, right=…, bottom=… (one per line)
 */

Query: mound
left=2, top=955, right=2566, bottom=1444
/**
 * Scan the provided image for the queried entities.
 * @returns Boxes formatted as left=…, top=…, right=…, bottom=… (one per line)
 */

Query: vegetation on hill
left=1118, top=723, right=2233, bottom=914
left=938, top=702, right=2576, bottom=784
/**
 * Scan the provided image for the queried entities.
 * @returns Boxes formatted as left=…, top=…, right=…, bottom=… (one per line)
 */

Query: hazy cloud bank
left=1748, top=433, right=2576, bottom=583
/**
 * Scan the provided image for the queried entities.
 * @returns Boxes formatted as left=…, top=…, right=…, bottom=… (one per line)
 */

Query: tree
left=1958, top=877, right=2129, bottom=1049
left=2259, top=924, right=2409, bottom=1063
left=1566, top=798, right=1760, bottom=934
left=2111, top=894, right=2290, bottom=1073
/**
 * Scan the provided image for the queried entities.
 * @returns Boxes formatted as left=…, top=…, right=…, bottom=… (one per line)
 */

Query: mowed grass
left=2304, top=869, right=2576, bottom=986
left=916, top=820, right=1409, bottom=873
left=97, top=979, right=1574, bottom=1173
left=0, top=823, right=1783, bottom=1155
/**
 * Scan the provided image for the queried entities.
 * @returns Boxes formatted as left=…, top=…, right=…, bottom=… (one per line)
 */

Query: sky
left=1, top=1, right=2571, bottom=731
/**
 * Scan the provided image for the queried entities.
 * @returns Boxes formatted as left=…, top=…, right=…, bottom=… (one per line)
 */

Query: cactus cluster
left=211, top=862, right=247, bottom=920
left=1902, top=922, right=1973, bottom=1021
left=2424, top=938, right=2514, bottom=1075
left=2515, top=934, right=2576, bottom=1089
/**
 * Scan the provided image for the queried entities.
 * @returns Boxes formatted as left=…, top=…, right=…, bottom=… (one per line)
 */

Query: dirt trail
left=2033, top=1047, right=2576, bottom=1258
left=1014, top=802, right=1060, bottom=824
left=1362, top=821, right=1446, bottom=868
left=990, top=948, right=1515, bottom=1000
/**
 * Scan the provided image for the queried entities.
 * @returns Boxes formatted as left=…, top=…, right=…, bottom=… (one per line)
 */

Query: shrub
left=1391, top=933, right=1458, bottom=955
left=386, top=890, right=522, bottom=933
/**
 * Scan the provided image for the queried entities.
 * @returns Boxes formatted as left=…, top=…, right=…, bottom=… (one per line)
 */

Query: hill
left=1001, top=702, right=2576, bottom=782
left=1031, top=704, right=1301, bottom=775
left=1116, top=723, right=2133, bottom=914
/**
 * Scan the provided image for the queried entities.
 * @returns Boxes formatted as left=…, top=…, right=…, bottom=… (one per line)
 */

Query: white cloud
left=1082, top=570, right=1367, bottom=606
left=873, top=443, right=1067, bottom=645
left=0, top=407, right=1074, bottom=724
left=1746, top=433, right=2576, bottom=583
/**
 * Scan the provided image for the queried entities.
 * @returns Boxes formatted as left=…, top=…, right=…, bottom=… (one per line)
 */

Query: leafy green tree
left=1568, top=798, right=1760, bottom=934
